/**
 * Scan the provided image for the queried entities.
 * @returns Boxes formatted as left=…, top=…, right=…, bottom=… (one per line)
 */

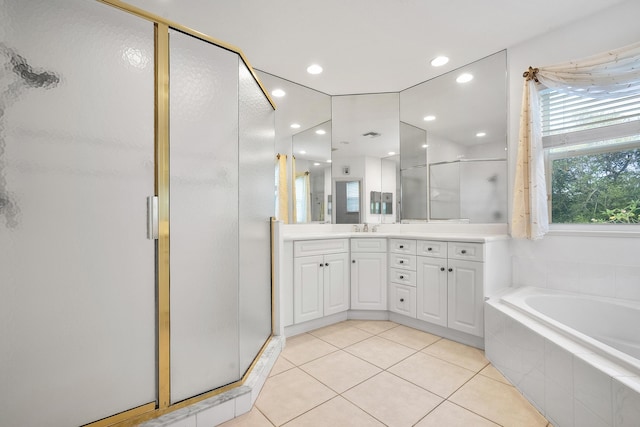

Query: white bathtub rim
left=494, top=286, right=640, bottom=378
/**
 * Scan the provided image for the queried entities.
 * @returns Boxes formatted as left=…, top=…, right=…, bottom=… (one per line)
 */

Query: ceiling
left=124, top=0, right=626, bottom=95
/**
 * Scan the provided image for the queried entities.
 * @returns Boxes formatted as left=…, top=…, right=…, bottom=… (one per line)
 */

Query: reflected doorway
left=335, top=180, right=361, bottom=224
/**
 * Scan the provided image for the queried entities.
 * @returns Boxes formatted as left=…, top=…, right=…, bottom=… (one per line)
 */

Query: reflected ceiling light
left=315, top=129, right=326, bottom=135
left=313, top=162, right=320, bottom=166
left=456, top=73, right=474, bottom=83
left=326, top=159, right=332, bottom=163
left=430, top=56, right=449, bottom=67
left=299, top=150, right=306, bottom=154
left=422, top=144, right=428, bottom=148
left=271, top=89, right=286, bottom=97
left=307, top=64, right=323, bottom=74
left=388, top=151, right=396, bottom=155
left=290, top=123, right=301, bottom=129
left=476, top=132, right=487, bottom=137
left=423, top=115, right=436, bottom=121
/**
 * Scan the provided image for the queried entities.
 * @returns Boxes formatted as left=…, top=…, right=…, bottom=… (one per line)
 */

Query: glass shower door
left=0, top=1, right=156, bottom=426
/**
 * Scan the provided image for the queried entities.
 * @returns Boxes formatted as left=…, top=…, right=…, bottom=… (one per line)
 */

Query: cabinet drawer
left=351, top=238, right=387, bottom=253
left=448, top=242, right=484, bottom=262
left=389, top=253, right=416, bottom=271
left=388, top=283, right=416, bottom=318
left=389, top=267, right=416, bottom=286
left=294, top=239, right=349, bottom=257
left=416, top=240, right=447, bottom=258
left=389, top=239, right=416, bottom=255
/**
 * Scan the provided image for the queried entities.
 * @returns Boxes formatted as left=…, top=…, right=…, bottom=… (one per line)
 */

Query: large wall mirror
left=258, top=49, right=507, bottom=224
left=256, top=71, right=332, bottom=223
left=331, top=93, right=400, bottom=225
left=399, top=50, right=508, bottom=222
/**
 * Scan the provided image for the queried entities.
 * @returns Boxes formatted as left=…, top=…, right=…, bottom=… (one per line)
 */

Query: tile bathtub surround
left=221, top=321, right=551, bottom=427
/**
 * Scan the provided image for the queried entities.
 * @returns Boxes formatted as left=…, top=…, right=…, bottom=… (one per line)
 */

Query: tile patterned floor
left=220, top=320, right=551, bottom=427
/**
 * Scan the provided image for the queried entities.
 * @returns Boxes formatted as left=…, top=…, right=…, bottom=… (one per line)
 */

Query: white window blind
left=346, top=181, right=360, bottom=213
left=541, top=88, right=640, bottom=151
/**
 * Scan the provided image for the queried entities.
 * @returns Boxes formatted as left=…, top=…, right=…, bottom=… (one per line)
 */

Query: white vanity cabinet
left=293, top=239, right=349, bottom=324
left=388, top=239, right=417, bottom=317
left=416, top=240, right=484, bottom=337
left=350, top=238, right=387, bottom=310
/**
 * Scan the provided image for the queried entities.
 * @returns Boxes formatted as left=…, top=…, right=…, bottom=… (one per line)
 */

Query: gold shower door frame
left=85, top=2, right=276, bottom=426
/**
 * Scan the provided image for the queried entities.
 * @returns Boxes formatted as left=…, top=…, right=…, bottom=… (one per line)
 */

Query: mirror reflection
left=331, top=93, right=400, bottom=224
left=256, top=70, right=332, bottom=224
left=399, top=50, right=508, bottom=222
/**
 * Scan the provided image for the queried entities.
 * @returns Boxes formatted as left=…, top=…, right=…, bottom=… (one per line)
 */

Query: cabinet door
left=416, top=257, right=448, bottom=327
left=447, top=259, right=484, bottom=337
left=293, top=255, right=324, bottom=323
left=389, top=283, right=416, bottom=317
left=350, top=252, right=387, bottom=310
left=324, top=252, right=350, bottom=316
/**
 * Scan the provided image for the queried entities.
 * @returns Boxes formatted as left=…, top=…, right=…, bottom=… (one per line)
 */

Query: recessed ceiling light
left=423, top=115, right=436, bottom=121
left=290, top=123, right=301, bottom=129
left=307, top=64, right=323, bottom=74
left=299, top=150, right=306, bottom=154
left=422, top=144, right=428, bottom=148
left=476, top=132, right=486, bottom=137
left=388, top=151, right=396, bottom=155
left=456, top=73, right=474, bottom=83
left=313, top=162, right=320, bottom=166
left=271, top=89, right=286, bottom=97
left=315, top=129, right=326, bottom=135
left=326, top=159, right=332, bottom=163
left=430, top=56, right=449, bottom=67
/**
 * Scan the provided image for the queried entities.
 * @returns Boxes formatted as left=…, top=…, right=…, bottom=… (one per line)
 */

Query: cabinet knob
left=440, top=267, right=445, bottom=271
left=325, top=263, right=329, bottom=266
left=319, top=263, right=324, bottom=267
left=400, top=298, right=404, bottom=302
left=461, top=249, right=467, bottom=254
left=399, top=245, right=404, bottom=249
left=427, top=247, right=432, bottom=251
left=352, top=260, right=356, bottom=263
left=399, top=275, right=404, bottom=279
left=399, top=260, right=404, bottom=264
left=448, top=268, right=453, bottom=272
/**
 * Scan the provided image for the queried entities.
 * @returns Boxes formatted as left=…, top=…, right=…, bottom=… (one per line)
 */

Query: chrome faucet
left=363, top=223, right=368, bottom=232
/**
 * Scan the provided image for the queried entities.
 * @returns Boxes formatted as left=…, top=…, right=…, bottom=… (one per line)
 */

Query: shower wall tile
left=612, top=377, right=640, bottom=427
left=546, top=261, right=581, bottom=293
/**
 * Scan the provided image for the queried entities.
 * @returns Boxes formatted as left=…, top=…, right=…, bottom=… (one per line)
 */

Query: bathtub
left=485, top=286, right=640, bottom=427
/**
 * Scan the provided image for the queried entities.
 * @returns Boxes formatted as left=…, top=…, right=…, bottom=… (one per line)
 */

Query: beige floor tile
left=415, top=401, right=499, bottom=427
left=449, top=375, right=547, bottom=427
left=283, top=396, right=385, bottom=427
left=379, top=325, right=441, bottom=350
left=218, top=407, right=274, bottom=427
left=300, top=350, right=381, bottom=393
left=270, top=355, right=295, bottom=377
left=479, top=363, right=511, bottom=385
left=349, top=320, right=399, bottom=335
left=343, top=371, right=443, bottom=427
left=344, top=335, right=415, bottom=369
left=281, top=333, right=339, bottom=366
left=256, top=367, right=336, bottom=426
left=421, top=338, right=489, bottom=372
left=310, top=324, right=373, bottom=348
left=388, top=352, right=476, bottom=398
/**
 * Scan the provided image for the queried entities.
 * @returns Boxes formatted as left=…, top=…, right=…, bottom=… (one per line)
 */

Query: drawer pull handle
left=319, top=263, right=324, bottom=267
left=440, top=267, right=445, bottom=271
left=352, top=260, right=356, bottom=263
left=461, top=249, right=467, bottom=254
left=427, top=247, right=432, bottom=251
left=448, top=268, right=453, bottom=272
left=399, top=260, right=404, bottom=264
left=399, top=275, right=404, bottom=279
left=400, top=298, right=404, bottom=302
left=399, top=245, right=404, bottom=248
left=325, top=263, right=329, bottom=266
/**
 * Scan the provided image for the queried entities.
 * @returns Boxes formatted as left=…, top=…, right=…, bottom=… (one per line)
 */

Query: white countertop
left=281, top=231, right=510, bottom=243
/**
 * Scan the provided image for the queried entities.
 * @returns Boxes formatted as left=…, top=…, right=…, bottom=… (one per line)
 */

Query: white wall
left=507, top=0, right=640, bottom=299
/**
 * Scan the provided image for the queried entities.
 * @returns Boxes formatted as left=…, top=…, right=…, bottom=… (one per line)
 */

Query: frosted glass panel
left=400, top=167, right=428, bottom=219
left=169, top=30, right=240, bottom=403
left=238, top=63, right=274, bottom=374
left=0, top=1, right=155, bottom=426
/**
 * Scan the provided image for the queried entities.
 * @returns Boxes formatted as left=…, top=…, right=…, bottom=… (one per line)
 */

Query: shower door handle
left=147, top=196, right=159, bottom=240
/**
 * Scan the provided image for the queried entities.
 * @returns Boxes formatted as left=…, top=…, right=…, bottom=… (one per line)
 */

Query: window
left=295, top=175, right=308, bottom=223
left=345, top=181, right=360, bottom=213
left=540, top=88, right=640, bottom=224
